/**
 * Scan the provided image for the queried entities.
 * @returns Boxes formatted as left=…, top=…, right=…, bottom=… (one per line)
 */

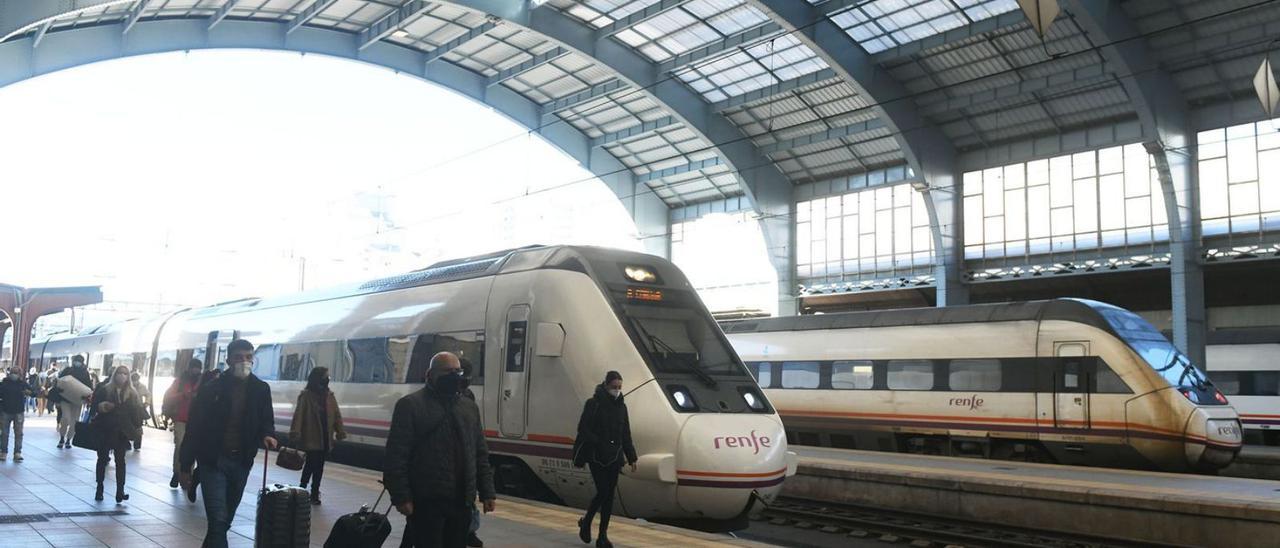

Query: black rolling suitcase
left=254, top=449, right=311, bottom=547
left=323, top=482, right=393, bottom=548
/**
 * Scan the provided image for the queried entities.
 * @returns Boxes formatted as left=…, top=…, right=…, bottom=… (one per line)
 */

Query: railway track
left=753, top=497, right=1170, bottom=548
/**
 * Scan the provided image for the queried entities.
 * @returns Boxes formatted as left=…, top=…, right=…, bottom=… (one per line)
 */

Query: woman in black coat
left=88, top=365, right=144, bottom=504
left=574, top=371, right=637, bottom=548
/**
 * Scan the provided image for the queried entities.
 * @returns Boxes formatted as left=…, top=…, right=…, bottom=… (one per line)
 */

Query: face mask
left=114, top=374, right=128, bottom=384
left=232, top=361, right=252, bottom=379
left=432, top=371, right=464, bottom=395
left=608, top=388, right=622, bottom=399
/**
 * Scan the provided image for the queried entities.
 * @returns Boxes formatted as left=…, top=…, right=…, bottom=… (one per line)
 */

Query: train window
left=753, top=362, right=774, bottom=387
left=407, top=332, right=486, bottom=385
left=1255, top=372, right=1280, bottom=396
left=780, top=362, right=820, bottom=389
left=949, top=359, right=1001, bottom=391
left=832, top=360, right=873, bottom=390
left=1094, top=361, right=1131, bottom=394
left=887, top=360, right=934, bottom=390
left=251, top=344, right=282, bottom=381
left=154, top=351, right=177, bottom=379
left=506, top=321, right=528, bottom=373
left=348, top=338, right=395, bottom=384
left=312, top=341, right=352, bottom=382
left=279, top=343, right=313, bottom=381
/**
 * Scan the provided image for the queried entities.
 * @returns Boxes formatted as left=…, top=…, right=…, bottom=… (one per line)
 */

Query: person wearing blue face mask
left=384, top=352, right=495, bottom=548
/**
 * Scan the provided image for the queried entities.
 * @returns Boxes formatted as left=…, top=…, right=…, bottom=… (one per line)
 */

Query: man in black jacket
left=385, top=352, right=496, bottom=548
left=179, top=339, right=277, bottom=548
left=0, top=369, right=32, bottom=462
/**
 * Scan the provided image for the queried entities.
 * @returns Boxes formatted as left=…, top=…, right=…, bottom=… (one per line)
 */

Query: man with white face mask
left=179, top=339, right=278, bottom=548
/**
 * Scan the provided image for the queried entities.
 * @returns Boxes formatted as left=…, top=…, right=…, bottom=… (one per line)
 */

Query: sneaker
left=12, top=454, right=21, bottom=463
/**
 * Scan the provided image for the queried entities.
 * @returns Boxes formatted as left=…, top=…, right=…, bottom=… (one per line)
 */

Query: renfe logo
left=950, top=394, right=984, bottom=410
left=714, top=430, right=772, bottom=454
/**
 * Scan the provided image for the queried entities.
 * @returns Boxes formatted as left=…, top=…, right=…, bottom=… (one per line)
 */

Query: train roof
left=188, top=244, right=665, bottom=318
left=720, top=299, right=1115, bottom=334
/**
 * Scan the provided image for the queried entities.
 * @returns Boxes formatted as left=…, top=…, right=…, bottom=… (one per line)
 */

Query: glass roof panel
left=618, top=0, right=771, bottom=62
left=675, top=32, right=827, bottom=102
left=828, top=0, right=1019, bottom=53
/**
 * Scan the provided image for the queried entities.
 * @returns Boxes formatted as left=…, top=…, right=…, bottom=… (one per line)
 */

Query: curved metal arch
left=1064, top=0, right=1203, bottom=365
left=0, top=16, right=670, bottom=256
left=433, top=0, right=797, bottom=314
left=748, top=0, right=965, bottom=305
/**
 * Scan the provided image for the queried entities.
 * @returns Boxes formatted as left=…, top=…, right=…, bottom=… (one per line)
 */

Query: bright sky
left=0, top=49, right=643, bottom=333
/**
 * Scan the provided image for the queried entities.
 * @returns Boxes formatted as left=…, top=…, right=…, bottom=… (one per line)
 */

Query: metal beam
left=591, top=116, right=679, bottom=148
left=424, top=21, right=497, bottom=64
left=1065, top=0, right=1203, bottom=365
left=208, top=0, right=239, bottom=30
left=122, top=0, right=150, bottom=36
left=636, top=157, right=724, bottom=183
left=359, top=0, right=432, bottom=51
left=657, top=21, right=781, bottom=73
left=760, top=118, right=887, bottom=155
left=540, top=78, right=628, bottom=114
left=440, top=1, right=800, bottom=314
left=751, top=0, right=966, bottom=306
left=595, top=0, right=691, bottom=40
left=872, top=10, right=1029, bottom=64
left=31, top=20, right=51, bottom=49
left=487, top=46, right=568, bottom=87
left=710, top=68, right=837, bottom=112
left=286, top=0, right=339, bottom=35
left=920, top=62, right=1116, bottom=113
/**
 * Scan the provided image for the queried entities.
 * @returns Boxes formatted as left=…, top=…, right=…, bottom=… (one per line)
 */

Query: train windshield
left=1094, top=306, right=1226, bottom=405
left=609, top=286, right=750, bottom=380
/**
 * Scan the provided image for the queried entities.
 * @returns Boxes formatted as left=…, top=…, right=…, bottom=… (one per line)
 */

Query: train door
left=1054, top=342, right=1090, bottom=429
left=205, top=330, right=239, bottom=371
left=499, top=305, right=531, bottom=438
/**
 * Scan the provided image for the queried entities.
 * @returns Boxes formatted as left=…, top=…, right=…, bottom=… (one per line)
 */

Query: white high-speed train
left=22, top=246, right=794, bottom=531
left=722, top=299, right=1244, bottom=473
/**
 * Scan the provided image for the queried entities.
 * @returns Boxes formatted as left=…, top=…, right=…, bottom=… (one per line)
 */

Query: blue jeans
left=200, top=456, right=252, bottom=548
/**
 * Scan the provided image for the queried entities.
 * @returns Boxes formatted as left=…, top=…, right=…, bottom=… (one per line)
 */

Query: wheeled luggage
left=323, top=482, right=393, bottom=548
left=255, top=449, right=311, bottom=547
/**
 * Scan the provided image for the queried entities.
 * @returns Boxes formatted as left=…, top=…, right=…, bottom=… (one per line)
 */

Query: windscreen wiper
left=629, top=317, right=717, bottom=388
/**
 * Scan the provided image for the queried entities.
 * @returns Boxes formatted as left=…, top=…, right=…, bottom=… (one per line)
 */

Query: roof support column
left=750, top=0, right=963, bottom=307
left=1067, top=0, right=1203, bottom=364
left=0, top=285, right=103, bottom=375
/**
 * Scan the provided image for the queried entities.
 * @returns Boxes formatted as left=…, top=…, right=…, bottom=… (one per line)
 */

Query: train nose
left=1187, top=407, right=1243, bottom=469
left=674, top=415, right=793, bottom=520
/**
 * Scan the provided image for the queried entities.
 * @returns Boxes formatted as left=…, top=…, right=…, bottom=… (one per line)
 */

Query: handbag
left=71, top=419, right=104, bottom=451
left=277, top=446, right=306, bottom=471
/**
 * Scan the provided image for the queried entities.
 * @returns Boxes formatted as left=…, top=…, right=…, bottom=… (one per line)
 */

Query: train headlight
left=738, top=387, right=765, bottom=411
left=623, top=265, right=660, bottom=284
left=668, top=385, right=697, bottom=411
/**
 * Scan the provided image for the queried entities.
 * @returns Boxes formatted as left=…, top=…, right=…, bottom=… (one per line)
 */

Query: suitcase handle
left=373, top=480, right=392, bottom=515
left=262, top=446, right=271, bottom=490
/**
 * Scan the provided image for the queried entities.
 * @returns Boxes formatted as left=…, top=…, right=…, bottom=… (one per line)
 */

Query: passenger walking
left=26, top=371, right=39, bottom=413
left=162, top=359, right=202, bottom=488
left=574, top=371, right=638, bottom=548
left=178, top=339, right=278, bottom=548
left=37, top=365, right=52, bottom=415
left=384, top=352, right=496, bottom=548
left=0, top=368, right=32, bottom=462
left=130, top=372, right=149, bottom=450
left=56, top=355, right=94, bottom=448
left=88, top=366, right=144, bottom=503
left=289, top=366, right=346, bottom=505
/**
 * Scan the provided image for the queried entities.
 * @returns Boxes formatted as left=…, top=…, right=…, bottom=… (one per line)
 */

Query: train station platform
left=0, top=416, right=765, bottom=547
left=786, top=446, right=1280, bottom=547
